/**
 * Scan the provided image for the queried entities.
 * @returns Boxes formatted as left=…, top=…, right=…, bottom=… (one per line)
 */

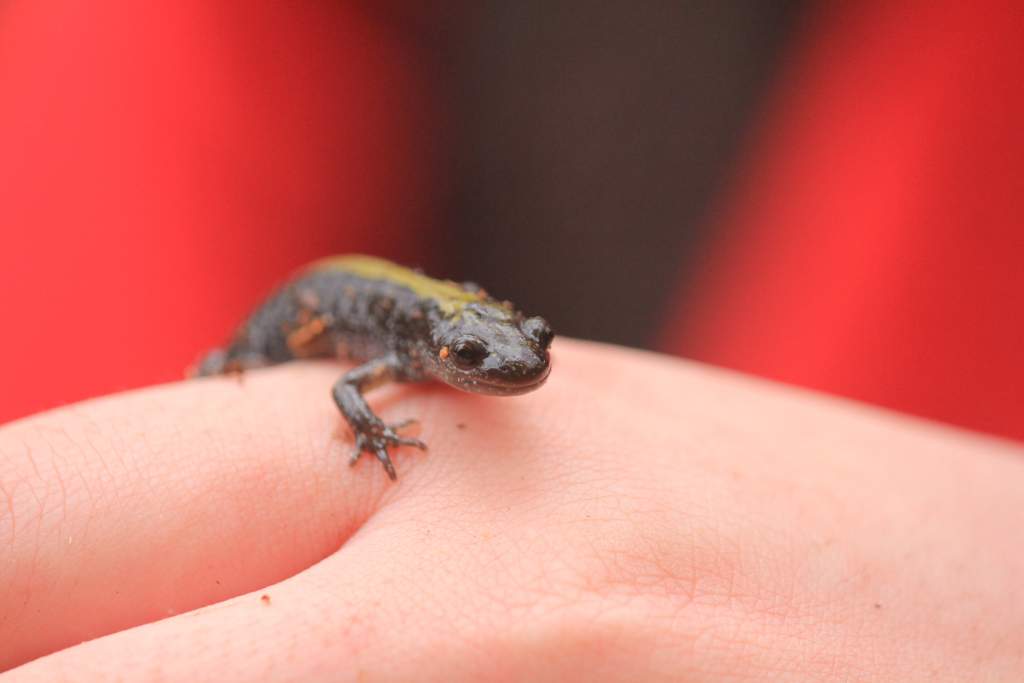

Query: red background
left=0, top=2, right=440, bottom=421
left=662, top=1, right=1024, bottom=441
left=2, top=2, right=1021, bottom=441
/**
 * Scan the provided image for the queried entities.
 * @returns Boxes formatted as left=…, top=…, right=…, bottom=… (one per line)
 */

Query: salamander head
left=427, top=303, right=553, bottom=396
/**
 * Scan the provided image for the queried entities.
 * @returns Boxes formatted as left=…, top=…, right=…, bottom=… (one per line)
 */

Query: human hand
left=2, top=340, right=1022, bottom=680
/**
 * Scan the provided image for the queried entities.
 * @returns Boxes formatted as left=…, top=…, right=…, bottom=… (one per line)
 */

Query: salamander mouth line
left=458, top=365, right=551, bottom=396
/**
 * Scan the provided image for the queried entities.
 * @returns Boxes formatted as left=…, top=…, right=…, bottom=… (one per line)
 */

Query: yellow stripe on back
left=309, top=255, right=484, bottom=314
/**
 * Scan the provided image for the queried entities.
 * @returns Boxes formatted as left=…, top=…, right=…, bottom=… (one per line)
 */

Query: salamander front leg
left=331, top=353, right=427, bottom=480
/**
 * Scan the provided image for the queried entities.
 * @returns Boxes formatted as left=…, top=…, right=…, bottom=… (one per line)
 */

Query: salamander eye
left=523, top=316, right=554, bottom=350
left=450, top=338, right=488, bottom=369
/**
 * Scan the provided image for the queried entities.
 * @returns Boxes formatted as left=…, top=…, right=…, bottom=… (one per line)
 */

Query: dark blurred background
left=448, top=1, right=802, bottom=347
left=1, top=2, right=1021, bottom=441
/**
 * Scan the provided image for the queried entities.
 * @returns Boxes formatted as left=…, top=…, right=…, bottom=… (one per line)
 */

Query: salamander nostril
left=522, top=316, right=554, bottom=350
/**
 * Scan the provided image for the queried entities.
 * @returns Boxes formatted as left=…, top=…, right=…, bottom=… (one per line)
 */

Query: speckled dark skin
left=195, top=256, right=553, bottom=480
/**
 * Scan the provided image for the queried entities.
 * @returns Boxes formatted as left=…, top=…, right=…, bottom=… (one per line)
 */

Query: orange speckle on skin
left=287, top=316, right=327, bottom=352
left=439, top=346, right=449, bottom=359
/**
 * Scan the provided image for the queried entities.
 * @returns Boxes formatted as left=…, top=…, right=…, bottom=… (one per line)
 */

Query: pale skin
left=1, top=340, right=1022, bottom=681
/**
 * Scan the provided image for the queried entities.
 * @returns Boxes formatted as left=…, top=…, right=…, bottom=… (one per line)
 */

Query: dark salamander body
left=195, top=256, right=553, bottom=480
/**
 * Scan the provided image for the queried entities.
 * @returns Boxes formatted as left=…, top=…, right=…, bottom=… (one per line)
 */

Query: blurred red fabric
left=0, top=2, right=439, bottom=423
left=662, top=1, right=1024, bottom=441
left=3, top=2, right=1021, bottom=444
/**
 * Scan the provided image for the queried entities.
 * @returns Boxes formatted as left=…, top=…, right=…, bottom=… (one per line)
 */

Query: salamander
left=194, top=255, right=554, bottom=480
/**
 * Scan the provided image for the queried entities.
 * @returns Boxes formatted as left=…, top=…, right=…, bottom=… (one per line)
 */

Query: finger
left=7, top=340, right=1024, bottom=681
left=0, top=339, right=744, bottom=681
left=2, top=432, right=680, bottom=683
left=2, top=517, right=623, bottom=683
left=0, top=363, right=423, bottom=670
left=0, top=338, right=658, bottom=676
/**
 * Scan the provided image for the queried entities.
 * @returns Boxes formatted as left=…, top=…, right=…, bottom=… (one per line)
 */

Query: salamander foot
left=349, top=420, right=427, bottom=480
